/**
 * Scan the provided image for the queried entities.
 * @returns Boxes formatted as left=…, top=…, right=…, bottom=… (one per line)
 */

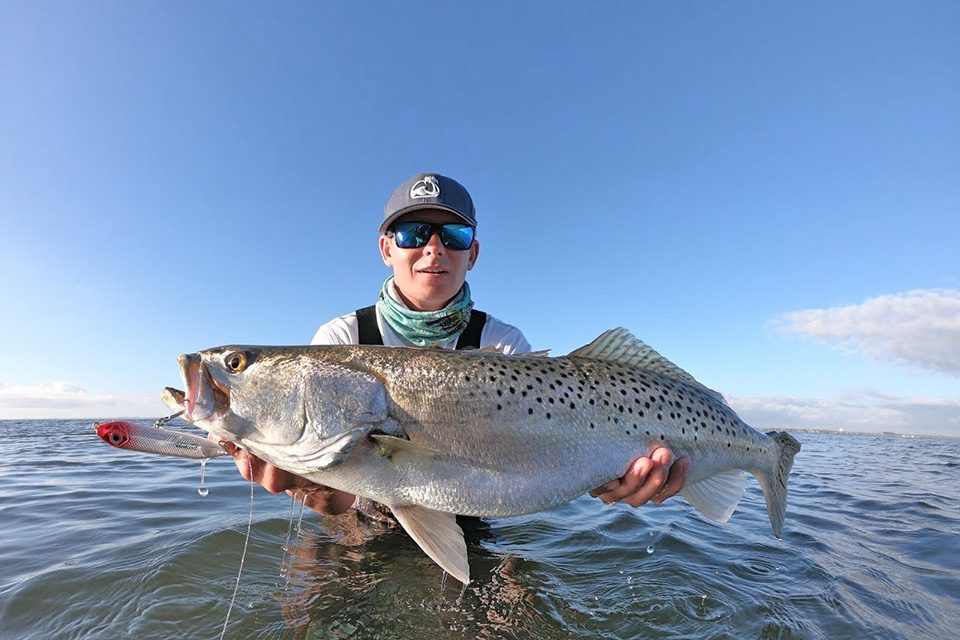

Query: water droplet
left=198, top=458, right=209, bottom=497
left=646, top=545, right=655, bottom=554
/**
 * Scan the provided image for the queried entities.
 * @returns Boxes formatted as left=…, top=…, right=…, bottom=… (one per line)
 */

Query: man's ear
left=379, top=235, right=393, bottom=266
left=467, top=239, right=480, bottom=271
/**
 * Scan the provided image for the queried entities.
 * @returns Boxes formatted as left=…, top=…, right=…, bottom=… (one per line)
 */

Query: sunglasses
left=387, top=221, right=475, bottom=250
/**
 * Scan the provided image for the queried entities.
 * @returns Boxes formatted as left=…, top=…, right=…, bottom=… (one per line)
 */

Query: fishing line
left=220, top=457, right=255, bottom=640
left=279, top=492, right=297, bottom=578
left=294, top=495, right=307, bottom=542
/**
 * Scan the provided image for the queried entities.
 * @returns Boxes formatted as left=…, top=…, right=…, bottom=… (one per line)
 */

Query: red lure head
left=95, top=421, right=132, bottom=449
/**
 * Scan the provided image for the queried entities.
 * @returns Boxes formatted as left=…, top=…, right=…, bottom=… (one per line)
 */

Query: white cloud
left=729, top=391, right=960, bottom=436
left=0, top=381, right=115, bottom=409
left=772, top=289, right=960, bottom=375
left=0, top=382, right=160, bottom=419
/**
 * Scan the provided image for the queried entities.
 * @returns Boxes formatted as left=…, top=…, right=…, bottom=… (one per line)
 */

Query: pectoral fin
left=390, top=504, right=470, bottom=584
left=370, top=434, right=440, bottom=459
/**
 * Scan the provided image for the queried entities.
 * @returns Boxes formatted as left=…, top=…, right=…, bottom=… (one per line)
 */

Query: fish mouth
left=161, top=386, right=186, bottom=413
left=175, top=354, right=230, bottom=423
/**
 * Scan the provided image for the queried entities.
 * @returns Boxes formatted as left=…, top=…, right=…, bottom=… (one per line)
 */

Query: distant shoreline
left=785, top=427, right=960, bottom=441
left=0, top=418, right=956, bottom=441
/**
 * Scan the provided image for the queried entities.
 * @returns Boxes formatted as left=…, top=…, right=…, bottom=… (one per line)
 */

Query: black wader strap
left=355, top=305, right=383, bottom=346
left=356, top=305, right=487, bottom=349
left=456, top=310, right=487, bottom=350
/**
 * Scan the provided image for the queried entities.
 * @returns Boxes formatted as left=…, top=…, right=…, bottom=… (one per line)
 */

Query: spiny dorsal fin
left=568, top=328, right=727, bottom=404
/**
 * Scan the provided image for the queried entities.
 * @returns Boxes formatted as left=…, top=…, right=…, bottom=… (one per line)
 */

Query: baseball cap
left=380, top=172, right=477, bottom=234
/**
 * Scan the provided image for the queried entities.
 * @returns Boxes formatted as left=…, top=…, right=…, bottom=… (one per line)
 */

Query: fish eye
left=109, top=433, right=123, bottom=444
left=224, top=351, right=248, bottom=373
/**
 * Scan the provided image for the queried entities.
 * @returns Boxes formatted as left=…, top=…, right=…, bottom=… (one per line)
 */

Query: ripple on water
left=3, top=425, right=960, bottom=639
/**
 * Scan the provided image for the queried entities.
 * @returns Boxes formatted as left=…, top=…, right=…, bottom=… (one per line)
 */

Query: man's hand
left=222, top=441, right=356, bottom=515
left=589, top=447, right=689, bottom=507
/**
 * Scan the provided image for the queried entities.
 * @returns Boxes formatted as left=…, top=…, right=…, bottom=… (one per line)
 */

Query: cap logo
left=410, top=175, right=440, bottom=199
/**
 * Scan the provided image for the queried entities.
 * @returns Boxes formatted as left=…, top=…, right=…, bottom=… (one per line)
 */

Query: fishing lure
left=95, top=420, right=228, bottom=459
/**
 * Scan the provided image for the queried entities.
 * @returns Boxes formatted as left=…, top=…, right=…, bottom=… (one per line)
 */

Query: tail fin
left=754, top=431, right=801, bottom=538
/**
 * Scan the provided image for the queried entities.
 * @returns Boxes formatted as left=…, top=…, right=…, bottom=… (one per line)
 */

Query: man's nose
left=422, top=231, right=445, bottom=253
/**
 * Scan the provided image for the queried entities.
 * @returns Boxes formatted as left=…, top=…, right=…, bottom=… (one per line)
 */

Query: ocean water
left=1, top=420, right=957, bottom=639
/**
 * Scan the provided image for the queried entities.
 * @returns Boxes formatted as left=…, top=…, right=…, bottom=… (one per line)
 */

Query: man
left=228, top=172, right=689, bottom=516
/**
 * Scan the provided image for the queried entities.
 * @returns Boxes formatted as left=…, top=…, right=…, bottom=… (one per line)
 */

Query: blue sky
left=1, top=2, right=957, bottom=435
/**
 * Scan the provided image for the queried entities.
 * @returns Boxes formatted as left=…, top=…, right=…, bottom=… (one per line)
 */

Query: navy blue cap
left=381, top=172, right=477, bottom=233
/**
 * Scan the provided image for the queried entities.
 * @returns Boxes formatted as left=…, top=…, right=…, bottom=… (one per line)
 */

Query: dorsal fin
left=567, top=328, right=727, bottom=404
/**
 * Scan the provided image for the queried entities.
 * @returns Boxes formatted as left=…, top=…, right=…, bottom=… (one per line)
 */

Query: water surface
left=1, top=420, right=957, bottom=639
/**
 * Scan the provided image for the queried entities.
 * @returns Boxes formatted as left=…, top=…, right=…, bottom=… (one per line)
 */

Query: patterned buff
left=376, top=277, right=474, bottom=347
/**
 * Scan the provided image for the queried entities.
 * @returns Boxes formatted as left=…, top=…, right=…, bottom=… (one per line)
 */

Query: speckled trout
left=164, top=328, right=800, bottom=583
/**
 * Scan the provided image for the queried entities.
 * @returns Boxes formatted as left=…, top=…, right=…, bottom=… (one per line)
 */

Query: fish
left=163, top=328, right=800, bottom=584
left=95, top=420, right=229, bottom=459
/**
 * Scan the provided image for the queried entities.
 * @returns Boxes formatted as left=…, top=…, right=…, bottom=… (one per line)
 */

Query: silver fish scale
left=346, top=347, right=778, bottom=517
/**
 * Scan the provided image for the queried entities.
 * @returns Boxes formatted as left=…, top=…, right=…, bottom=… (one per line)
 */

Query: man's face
left=379, top=209, right=479, bottom=312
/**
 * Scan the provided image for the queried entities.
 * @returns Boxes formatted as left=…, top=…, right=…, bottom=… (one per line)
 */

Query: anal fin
left=680, top=469, right=748, bottom=523
left=390, top=504, right=470, bottom=584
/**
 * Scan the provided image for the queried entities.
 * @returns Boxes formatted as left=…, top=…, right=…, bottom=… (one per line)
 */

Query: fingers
left=592, top=456, right=655, bottom=505
left=651, top=456, right=690, bottom=505
left=622, top=447, right=673, bottom=507
left=289, top=487, right=357, bottom=515
left=223, top=441, right=318, bottom=494
left=591, top=448, right=689, bottom=508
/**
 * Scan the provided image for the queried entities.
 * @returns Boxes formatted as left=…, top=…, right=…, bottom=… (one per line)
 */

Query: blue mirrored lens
left=439, top=224, right=474, bottom=250
left=391, top=222, right=474, bottom=250
left=393, top=222, right=433, bottom=248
